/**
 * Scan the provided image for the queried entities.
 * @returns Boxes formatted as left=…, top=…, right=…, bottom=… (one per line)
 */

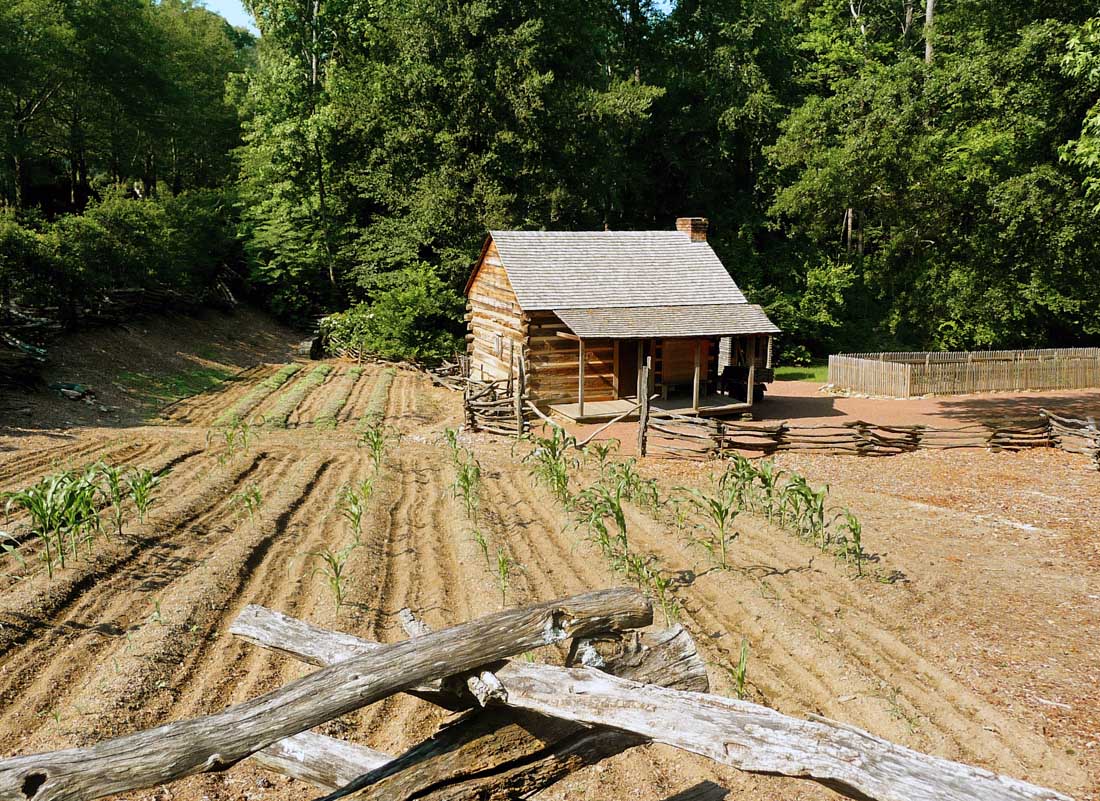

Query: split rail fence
left=829, top=348, right=1100, bottom=398
left=642, top=405, right=1099, bottom=469
left=0, top=588, right=1073, bottom=801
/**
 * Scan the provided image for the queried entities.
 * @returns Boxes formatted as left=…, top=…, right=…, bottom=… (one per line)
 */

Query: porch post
left=692, top=339, right=702, bottom=412
left=612, top=340, right=620, bottom=399
left=766, top=334, right=773, bottom=369
left=578, top=338, right=586, bottom=417
left=747, top=336, right=756, bottom=408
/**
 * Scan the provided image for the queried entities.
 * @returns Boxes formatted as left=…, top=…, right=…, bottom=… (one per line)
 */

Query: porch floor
left=548, top=394, right=752, bottom=423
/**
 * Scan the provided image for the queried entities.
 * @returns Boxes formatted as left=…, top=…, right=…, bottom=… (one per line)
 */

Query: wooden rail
left=643, top=409, right=1095, bottom=468
left=0, top=591, right=1075, bottom=801
left=829, top=348, right=1100, bottom=398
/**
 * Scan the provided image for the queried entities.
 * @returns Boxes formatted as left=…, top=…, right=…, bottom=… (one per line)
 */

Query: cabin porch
left=548, top=393, right=752, bottom=423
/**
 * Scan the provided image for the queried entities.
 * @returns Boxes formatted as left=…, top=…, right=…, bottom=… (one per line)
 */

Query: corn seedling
left=340, top=484, right=366, bottom=541
left=127, top=467, right=162, bottom=524
left=96, top=463, right=127, bottom=538
left=310, top=543, right=357, bottom=610
left=495, top=546, right=513, bottom=607
left=234, top=483, right=263, bottom=527
left=651, top=570, right=681, bottom=625
left=680, top=480, right=739, bottom=570
left=754, top=460, right=784, bottom=520
left=726, top=637, right=750, bottom=700
left=471, top=528, right=490, bottom=566
left=583, top=438, right=619, bottom=469
left=358, top=420, right=397, bottom=472
left=3, top=473, right=68, bottom=576
left=832, top=507, right=866, bottom=576
left=452, top=457, right=482, bottom=520
left=444, top=428, right=462, bottom=466
left=523, top=428, right=577, bottom=504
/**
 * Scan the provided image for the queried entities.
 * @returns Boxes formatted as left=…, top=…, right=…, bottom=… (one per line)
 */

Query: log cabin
left=464, top=217, right=780, bottom=421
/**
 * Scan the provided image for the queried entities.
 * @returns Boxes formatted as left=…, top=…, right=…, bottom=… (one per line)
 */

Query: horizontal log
left=231, top=607, right=706, bottom=799
left=251, top=732, right=389, bottom=790
left=484, top=664, right=1073, bottom=801
left=0, top=589, right=652, bottom=801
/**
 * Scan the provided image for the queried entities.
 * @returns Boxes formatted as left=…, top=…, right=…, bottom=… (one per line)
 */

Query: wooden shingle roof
left=555, top=304, right=780, bottom=339
left=488, top=230, right=748, bottom=310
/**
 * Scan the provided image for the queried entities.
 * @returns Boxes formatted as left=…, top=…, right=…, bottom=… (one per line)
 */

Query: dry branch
left=0, top=588, right=651, bottom=801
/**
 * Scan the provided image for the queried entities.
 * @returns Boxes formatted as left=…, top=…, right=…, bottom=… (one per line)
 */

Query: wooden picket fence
left=642, top=407, right=1099, bottom=469
left=0, top=589, right=1072, bottom=801
left=829, top=348, right=1100, bottom=398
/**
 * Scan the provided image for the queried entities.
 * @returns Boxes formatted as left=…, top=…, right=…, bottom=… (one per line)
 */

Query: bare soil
left=0, top=314, right=1094, bottom=801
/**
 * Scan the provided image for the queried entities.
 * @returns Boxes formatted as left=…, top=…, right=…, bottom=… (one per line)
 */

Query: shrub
left=321, top=264, right=463, bottom=365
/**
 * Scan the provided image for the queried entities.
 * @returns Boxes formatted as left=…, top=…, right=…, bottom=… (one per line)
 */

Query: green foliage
left=310, top=543, right=356, bottom=611
left=523, top=428, right=579, bottom=505
left=320, top=266, right=463, bottom=365
left=267, top=364, right=331, bottom=428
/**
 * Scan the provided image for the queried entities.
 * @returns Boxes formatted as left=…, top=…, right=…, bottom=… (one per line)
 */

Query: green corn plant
left=720, top=453, right=758, bottom=511
left=583, top=438, right=619, bottom=469
left=310, top=543, right=357, bottom=610
left=648, top=569, right=681, bottom=625
left=235, top=483, right=263, bottom=527
left=59, top=470, right=100, bottom=559
left=523, top=428, right=577, bottom=504
left=97, top=463, right=128, bottom=538
left=495, top=546, right=513, bottom=607
left=452, top=457, right=482, bottom=520
left=444, top=428, right=462, bottom=466
left=832, top=507, right=866, bottom=576
left=471, top=528, right=490, bottom=566
left=725, top=637, right=750, bottom=700
left=754, top=460, right=784, bottom=520
left=127, top=467, right=163, bottom=524
left=358, top=420, right=396, bottom=472
left=681, top=480, right=739, bottom=570
left=3, top=476, right=65, bottom=577
left=340, top=484, right=366, bottom=540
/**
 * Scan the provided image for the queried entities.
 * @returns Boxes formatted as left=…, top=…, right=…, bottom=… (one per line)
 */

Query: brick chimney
left=676, top=217, right=708, bottom=242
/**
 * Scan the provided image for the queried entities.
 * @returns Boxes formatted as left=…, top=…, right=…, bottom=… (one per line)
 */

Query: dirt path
left=0, top=341, right=1093, bottom=801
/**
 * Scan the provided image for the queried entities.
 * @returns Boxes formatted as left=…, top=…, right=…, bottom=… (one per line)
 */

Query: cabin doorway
left=616, top=339, right=640, bottom=399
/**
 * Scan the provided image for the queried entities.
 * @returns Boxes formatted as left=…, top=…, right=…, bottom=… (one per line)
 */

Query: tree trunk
left=0, top=588, right=651, bottom=801
left=924, top=0, right=935, bottom=63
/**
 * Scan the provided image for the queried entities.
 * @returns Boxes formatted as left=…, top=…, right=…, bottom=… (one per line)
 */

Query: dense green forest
left=4, top=0, right=1100, bottom=361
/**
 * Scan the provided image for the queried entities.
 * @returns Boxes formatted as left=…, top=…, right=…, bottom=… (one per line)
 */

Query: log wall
left=466, top=241, right=526, bottom=383
left=526, top=312, right=616, bottom=403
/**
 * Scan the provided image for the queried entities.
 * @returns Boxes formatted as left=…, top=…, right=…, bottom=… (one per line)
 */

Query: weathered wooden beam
left=233, top=607, right=1071, bottom=801
left=0, top=588, right=651, bottom=801
left=483, top=664, right=1073, bottom=801
left=230, top=608, right=706, bottom=799
left=251, top=732, right=389, bottom=790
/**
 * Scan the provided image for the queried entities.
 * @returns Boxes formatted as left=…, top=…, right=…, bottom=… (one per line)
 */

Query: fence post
left=464, top=385, right=476, bottom=431
left=515, top=357, right=526, bottom=437
left=637, top=364, right=650, bottom=457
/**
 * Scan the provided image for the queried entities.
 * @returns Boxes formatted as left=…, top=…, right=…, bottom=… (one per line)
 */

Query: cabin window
left=494, top=333, right=504, bottom=357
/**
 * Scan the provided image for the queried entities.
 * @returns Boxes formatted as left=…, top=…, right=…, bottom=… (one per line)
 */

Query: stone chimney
left=676, top=217, right=708, bottom=242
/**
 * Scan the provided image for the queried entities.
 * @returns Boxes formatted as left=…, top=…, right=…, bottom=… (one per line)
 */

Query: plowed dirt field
left=0, top=323, right=1094, bottom=801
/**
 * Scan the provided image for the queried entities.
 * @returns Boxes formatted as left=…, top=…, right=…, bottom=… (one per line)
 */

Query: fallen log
left=0, top=588, right=651, bottom=801
left=230, top=605, right=707, bottom=799
left=251, top=732, right=389, bottom=790
left=233, top=605, right=1070, bottom=801
left=477, top=663, right=1073, bottom=801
